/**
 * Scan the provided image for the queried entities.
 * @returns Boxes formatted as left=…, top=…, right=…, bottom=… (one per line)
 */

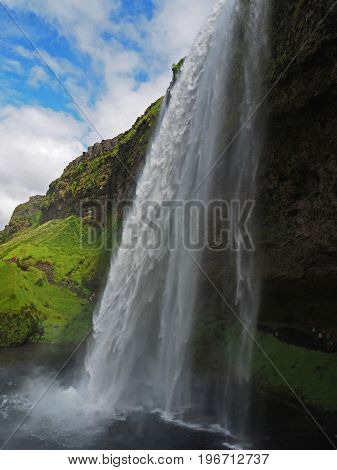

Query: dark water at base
left=3, top=413, right=232, bottom=451
left=0, top=344, right=335, bottom=450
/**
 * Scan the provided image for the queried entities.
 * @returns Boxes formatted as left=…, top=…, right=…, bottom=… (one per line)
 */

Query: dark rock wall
left=258, top=0, right=337, bottom=333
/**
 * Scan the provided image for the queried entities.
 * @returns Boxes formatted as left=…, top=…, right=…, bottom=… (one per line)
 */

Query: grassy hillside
left=0, top=195, right=46, bottom=244
left=0, top=216, right=111, bottom=346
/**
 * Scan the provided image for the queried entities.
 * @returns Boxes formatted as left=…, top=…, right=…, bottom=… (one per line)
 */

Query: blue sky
left=0, top=1, right=156, bottom=118
left=0, top=0, right=213, bottom=227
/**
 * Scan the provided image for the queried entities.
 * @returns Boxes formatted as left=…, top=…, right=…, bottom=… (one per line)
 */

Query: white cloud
left=14, top=44, right=35, bottom=60
left=2, top=58, right=23, bottom=74
left=149, top=0, right=213, bottom=60
left=27, top=65, right=49, bottom=88
left=0, top=106, right=85, bottom=228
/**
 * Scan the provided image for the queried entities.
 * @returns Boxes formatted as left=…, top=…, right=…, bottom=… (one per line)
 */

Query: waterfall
left=85, top=0, right=269, bottom=438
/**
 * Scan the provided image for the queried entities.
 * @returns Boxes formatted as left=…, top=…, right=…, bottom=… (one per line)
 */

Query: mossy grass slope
left=252, top=331, right=337, bottom=411
left=214, top=324, right=337, bottom=411
left=0, top=216, right=109, bottom=346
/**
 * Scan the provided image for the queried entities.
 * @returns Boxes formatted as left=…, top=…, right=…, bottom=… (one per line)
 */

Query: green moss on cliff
left=44, top=97, right=163, bottom=217
left=119, top=97, right=163, bottom=146
left=210, top=324, right=337, bottom=411
left=172, top=58, right=185, bottom=80
left=62, top=145, right=120, bottom=199
left=0, top=216, right=112, bottom=346
left=252, top=331, right=337, bottom=411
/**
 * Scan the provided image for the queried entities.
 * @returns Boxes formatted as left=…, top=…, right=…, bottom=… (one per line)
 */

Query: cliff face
left=192, top=0, right=337, bottom=412
left=259, top=0, right=337, bottom=332
left=42, top=98, right=162, bottom=224
left=247, top=0, right=337, bottom=412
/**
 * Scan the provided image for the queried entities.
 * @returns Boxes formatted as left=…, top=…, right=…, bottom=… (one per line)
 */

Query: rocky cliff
left=259, top=0, right=337, bottom=335
left=247, top=0, right=337, bottom=412
left=192, top=0, right=337, bottom=413
left=254, top=0, right=337, bottom=412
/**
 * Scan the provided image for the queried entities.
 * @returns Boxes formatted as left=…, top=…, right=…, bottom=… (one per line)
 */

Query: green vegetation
left=45, top=97, right=163, bottom=209
left=205, top=324, right=337, bottom=411
left=49, top=146, right=120, bottom=201
left=119, top=97, right=163, bottom=147
left=0, top=195, right=47, bottom=244
left=0, top=262, right=42, bottom=347
left=172, top=58, right=185, bottom=80
left=0, top=216, right=112, bottom=346
left=252, top=331, right=337, bottom=411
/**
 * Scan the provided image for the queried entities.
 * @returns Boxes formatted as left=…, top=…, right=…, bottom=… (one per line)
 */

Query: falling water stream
left=86, top=0, right=269, bottom=438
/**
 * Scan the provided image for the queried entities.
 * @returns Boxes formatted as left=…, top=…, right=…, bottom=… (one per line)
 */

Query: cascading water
left=86, top=0, right=269, bottom=439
